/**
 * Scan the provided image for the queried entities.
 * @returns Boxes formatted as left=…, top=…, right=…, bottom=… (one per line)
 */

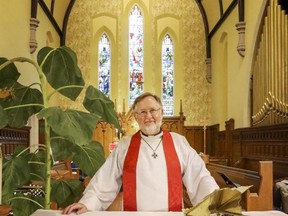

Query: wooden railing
left=0, top=126, right=31, bottom=157
left=231, top=123, right=288, bottom=180
left=204, top=120, right=288, bottom=181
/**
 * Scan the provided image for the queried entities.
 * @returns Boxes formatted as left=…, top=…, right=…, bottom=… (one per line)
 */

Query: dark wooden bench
left=206, top=160, right=273, bottom=211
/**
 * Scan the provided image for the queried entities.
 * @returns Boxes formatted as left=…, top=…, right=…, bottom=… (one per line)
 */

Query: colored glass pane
left=98, top=33, right=111, bottom=98
left=162, top=34, right=174, bottom=116
left=129, top=5, right=144, bottom=107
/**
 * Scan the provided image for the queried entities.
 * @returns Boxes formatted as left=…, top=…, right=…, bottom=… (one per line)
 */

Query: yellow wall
left=209, top=0, right=267, bottom=129
left=0, top=0, right=62, bottom=146
left=201, top=0, right=220, bottom=31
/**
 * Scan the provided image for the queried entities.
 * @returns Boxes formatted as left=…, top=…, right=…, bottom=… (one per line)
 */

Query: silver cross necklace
left=141, top=137, right=162, bottom=159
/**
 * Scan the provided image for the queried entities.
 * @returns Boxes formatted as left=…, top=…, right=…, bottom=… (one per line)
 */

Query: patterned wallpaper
left=65, top=0, right=211, bottom=126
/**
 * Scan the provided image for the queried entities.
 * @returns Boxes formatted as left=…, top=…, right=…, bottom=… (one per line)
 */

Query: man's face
left=134, top=96, right=163, bottom=135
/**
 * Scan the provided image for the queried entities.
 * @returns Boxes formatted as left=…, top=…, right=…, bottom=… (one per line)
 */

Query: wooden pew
left=206, top=161, right=273, bottom=211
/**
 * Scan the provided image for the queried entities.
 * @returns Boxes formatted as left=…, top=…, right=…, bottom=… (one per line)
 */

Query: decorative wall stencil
left=66, top=0, right=211, bottom=126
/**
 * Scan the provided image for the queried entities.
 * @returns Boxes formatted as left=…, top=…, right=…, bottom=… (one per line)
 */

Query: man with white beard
left=63, top=92, right=219, bottom=215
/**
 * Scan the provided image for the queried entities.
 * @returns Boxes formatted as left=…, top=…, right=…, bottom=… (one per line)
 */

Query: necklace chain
left=141, top=137, right=162, bottom=159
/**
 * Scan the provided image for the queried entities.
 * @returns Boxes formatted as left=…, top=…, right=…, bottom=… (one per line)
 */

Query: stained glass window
left=129, top=5, right=144, bottom=107
left=162, top=34, right=174, bottom=116
left=98, top=33, right=111, bottom=98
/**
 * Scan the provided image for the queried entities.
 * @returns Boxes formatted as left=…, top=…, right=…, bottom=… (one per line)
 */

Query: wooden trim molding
left=236, top=0, right=245, bottom=57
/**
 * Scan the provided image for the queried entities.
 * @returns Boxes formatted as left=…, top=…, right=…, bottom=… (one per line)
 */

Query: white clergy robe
left=78, top=131, right=219, bottom=211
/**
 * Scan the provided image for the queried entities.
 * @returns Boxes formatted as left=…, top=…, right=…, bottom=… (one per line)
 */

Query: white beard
left=142, top=122, right=161, bottom=135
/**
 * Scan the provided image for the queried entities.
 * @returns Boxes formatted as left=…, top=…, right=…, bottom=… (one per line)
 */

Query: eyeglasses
left=135, top=108, right=161, bottom=117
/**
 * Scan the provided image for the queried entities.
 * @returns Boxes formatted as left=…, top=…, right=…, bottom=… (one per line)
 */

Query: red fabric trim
left=122, top=130, right=182, bottom=211
left=162, top=130, right=183, bottom=211
left=122, top=131, right=141, bottom=211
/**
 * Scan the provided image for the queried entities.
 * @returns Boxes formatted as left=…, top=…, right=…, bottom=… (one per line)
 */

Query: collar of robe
left=140, top=128, right=163, bottom=137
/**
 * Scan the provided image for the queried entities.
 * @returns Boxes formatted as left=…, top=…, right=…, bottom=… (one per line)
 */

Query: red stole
left=122, top=130, right=182, bottom=211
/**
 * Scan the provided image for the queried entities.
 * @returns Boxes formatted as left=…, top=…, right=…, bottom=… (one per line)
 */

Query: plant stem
left=0, top=57, right=37, bottom=70
left=9, top=196, right=44, bottom=208
left=44, top=121, right=51, bottom=209
left=3, top=103, right=44, bottom=111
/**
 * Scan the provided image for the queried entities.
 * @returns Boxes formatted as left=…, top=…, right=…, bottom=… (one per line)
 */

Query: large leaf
left=50, top=179, right=83, bottom=208
left=50, top=135, right=75, bottom=161
left=2, top=151, right=31, bottom=203
left=83, top=85, right=121, bottom=129
left=10, top=193, right=45, bottom=216
left=38, top=107, right=101, bottom=145
left=50, top=136, right=106, bottom=176
left=0, top=57, right=21, bottom=81
left=37, top=46, right=85, bottom=101
left=72, top=141, right=105, bottom=177
left=0, top=105, right=8, bottom=128
left=0, top=80, right=44, bottom=128
left=28, top=150, right=47, bottom=181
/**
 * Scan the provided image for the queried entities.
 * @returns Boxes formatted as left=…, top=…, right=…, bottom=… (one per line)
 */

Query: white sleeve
left=78, top=136, right=131, bottom=211
left=172, top=133, right=219, bottom=206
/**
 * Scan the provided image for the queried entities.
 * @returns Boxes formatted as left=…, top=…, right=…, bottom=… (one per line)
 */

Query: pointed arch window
left=162, top=34, right=174, bottom=116
left=98, top=33, right=111, bottom=98
left=128, top=5, right=144, bottom=107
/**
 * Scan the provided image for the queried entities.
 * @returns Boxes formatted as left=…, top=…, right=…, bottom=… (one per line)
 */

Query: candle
left=203, top=124, right=206, bottom=155
left=122, top=99, right=125, bottom=113
left=203, top=115, right=207, bottom=155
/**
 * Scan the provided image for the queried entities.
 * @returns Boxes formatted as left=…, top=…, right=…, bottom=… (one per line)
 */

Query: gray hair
left=132, top=92, right=162, bottom=111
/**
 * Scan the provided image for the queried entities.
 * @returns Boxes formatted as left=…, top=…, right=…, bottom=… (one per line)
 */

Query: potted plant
left=0, top=46, right=120, bottom=216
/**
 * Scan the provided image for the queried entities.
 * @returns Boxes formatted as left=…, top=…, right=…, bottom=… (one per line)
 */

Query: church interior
left=0, top=0, right=288, bottom=215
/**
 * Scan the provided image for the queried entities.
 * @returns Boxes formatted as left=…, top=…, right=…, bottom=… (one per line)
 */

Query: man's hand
left=62, top=203, right=88, bottom=215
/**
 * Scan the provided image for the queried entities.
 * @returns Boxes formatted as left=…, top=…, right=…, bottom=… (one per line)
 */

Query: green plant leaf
left=0, top=57, right=21, bottom=81
left=51, top=137, right=106, bottom=177
left=2, top=149, right=31, bottom=203
left=28, top=150, right=47, bottom=181
left=50, top=179, right=83, bottom=208
left=37, top=46, right=85, bottom=101
left=83, top=85, right=121, bottom=129
left=0, top=105, right=8, bottom=128
left=72, top=141, right=105, bottom=177
left=10, top=193, right=45, bottom=216
left=38, top=107, right=101, bottom=145
left=0, top=80, right=44, bottom=128
left=50, top=135, right=75, bottom=161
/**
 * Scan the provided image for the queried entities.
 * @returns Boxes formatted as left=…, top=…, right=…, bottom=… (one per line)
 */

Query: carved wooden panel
left=206, top=123, right=219, bottom=156
left=118, top=109, right=139, bottom=136
left=93, top=121, right=116, bottom=158
left=184, top=126, right=204, bottom=153
left=232, top=123, right=288, bottom=179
